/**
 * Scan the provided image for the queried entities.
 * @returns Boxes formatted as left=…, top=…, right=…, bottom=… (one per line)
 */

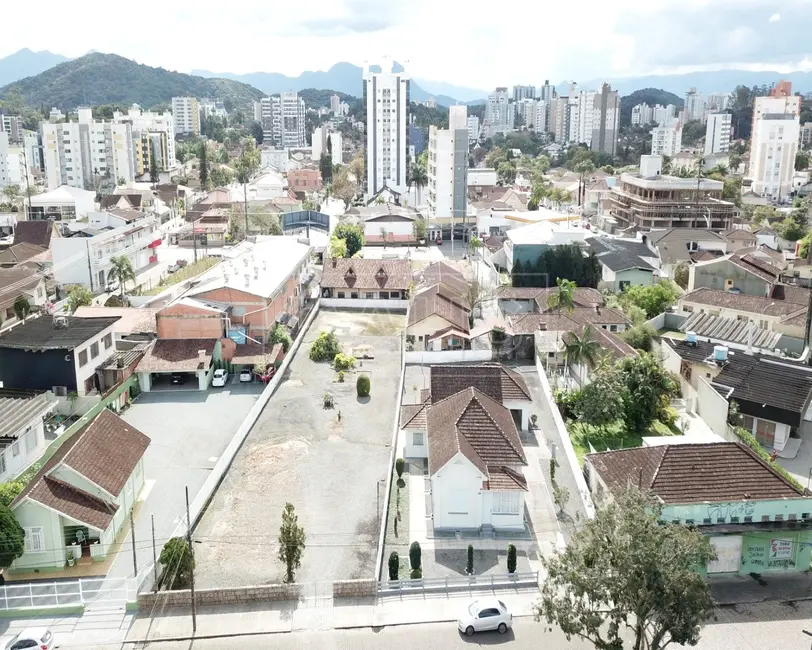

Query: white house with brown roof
left=407, top=284, right=471, bottom=351
left=10, top=409, right=149, bottom=572
left=320, top=258, right=411, bottom=308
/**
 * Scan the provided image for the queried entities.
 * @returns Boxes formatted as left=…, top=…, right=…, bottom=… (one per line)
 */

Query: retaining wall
left=332, top=579, right=377, bottom=598
left=138, top=584, right=302, bottom=609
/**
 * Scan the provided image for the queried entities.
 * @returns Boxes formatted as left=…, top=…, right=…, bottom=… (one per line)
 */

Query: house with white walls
left=0, top=391, right=59, bottom=482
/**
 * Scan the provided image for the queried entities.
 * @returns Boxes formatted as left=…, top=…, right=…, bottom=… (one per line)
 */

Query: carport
left=229, top=342, right=284, bottom=381
left=135, top=338, right=221, bottom=391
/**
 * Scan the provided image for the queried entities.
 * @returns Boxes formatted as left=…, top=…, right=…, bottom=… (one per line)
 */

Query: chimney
left=197, top=349, right=207, bottom=363
left=594, top=305, right=601, bottom=315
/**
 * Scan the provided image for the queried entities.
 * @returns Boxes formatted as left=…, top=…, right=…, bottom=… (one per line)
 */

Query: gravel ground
left=194, top=309, right=405, bottom=587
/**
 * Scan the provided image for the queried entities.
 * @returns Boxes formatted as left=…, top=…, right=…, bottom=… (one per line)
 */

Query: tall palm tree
left=108, top=256, right=136, bottom=300
left=546, top=278, right=576, bottom=317
left=411, top=163, right=428, bottom=205
left=564, top=325, right=602, bottom=381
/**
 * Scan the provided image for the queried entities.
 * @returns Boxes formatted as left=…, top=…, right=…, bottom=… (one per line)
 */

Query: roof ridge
left=468, top=389, right=524, bottom=461
left=41, top=475, right=117, bottom=511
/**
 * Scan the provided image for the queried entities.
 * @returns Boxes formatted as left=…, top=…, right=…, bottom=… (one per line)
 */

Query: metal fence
left=0, top=577, right=138, bottom=611
left=378, top=572, right=539, bottom=595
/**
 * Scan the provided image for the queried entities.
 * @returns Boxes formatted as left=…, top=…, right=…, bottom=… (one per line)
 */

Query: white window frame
left=11, top=441, right=19, bottom=457
left=24, top=430, right=36, bottom=454
left=412, top=431, right=424, bottom=446
left=24, top=526, right=45, bottom=553
left=0, top=453, right=5, bottom=475
left=492, top=491, right=521, bottom=515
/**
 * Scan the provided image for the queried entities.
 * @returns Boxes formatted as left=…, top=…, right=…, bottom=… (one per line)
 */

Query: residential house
left=0, top=243, right=50, bottom=269
left=0, top=315, right=120, bottom=396
left=586, top=443, right=812, bottom=575
left=415, top=261, right=470, bottom=297
left=286, top=169, right=322, bottom=192
left=12, top=220, right=58, bottom=248
left=320, top=258, right=411, bottom=303
left=723, top=228, right=758, bottom=250
left=504, top=219, right=590, bottom=270
left=0, top=268, right=48, bottom=329
left=135, top=337, right=222, bottom=391
left=587, top=237, right=659, bottom=291
left=26, top=186, right=96, bottom=222
left=400, top=365, right=530, bottom=532
left=0, top=390, right=58, bottom=482
left=10, top=409, right=149, bottom=572
left=408, top=284, right=471, bottom=351
left=73, top=306, right=158, bottom=341
left=645, top=229, right=729, bottom=278
left=688, top=253, right=783, bottom=297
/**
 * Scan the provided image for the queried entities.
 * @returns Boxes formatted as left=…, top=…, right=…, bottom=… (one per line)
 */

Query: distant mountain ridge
left=0, top=53, right=265, bottom=110
left=0, top=48, right=71, bottom=87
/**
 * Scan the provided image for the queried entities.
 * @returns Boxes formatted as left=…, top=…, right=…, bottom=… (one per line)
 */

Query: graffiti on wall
left=706, top=501, right=755, bottom=521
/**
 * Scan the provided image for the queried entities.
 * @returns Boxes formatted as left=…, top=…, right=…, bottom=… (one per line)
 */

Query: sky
left=2, top=0, right=812, bottom=90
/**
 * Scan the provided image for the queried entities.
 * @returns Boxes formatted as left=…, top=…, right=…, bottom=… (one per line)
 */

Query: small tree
left=549, top=458, right=556, bottom=483
left=388, top=551, right=400, bottom=580
left=553, top=484, right=570, bottom=516
left=65, top=285, right=94, bottom=314
left=466, top=544, right=474, bottom=575
left=395, top=458, right=405, bottom=479
left=535, top=488, right=716, bottom=650
left=412, top=218, right=427, bottom=242
left=409, top=541, right=422, bottom=573
left=107, top=255, right=136, bottom=300
left=269, top=324, right=292, bottom=353
left=158, top=537, right=194, bottom=589
left=0, top=504, right=23, bottom=570
left=310, top=331, right=341, bottom=362
left=333, top=353, right=356, bottom=371
left=278, top=503, right=306, bottom=583
left=507, top=543, right=517, bottom=574
left=356, top=374, right=370, bottom=398
left=67, top=391, right=79, bottom=415
left=13, top=295, right=30, bottom=322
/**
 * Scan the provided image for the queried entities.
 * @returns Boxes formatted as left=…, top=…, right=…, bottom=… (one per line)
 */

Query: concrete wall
left=691, top=259, right=770, bottom=296
left=138, top=584, right=302, bottom=609
left=332, top=579, right=377, bottom=598
left=320, top=298, right=409, bottom=310
left=696, top=375, right=730, bottom=439
left=156, top=304, right=224, bottom=339
left=405, top=349, right=491, bottom=364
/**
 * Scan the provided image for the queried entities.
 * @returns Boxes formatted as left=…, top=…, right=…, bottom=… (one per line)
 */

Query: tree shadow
left=357, top=395, right=371, bottom=404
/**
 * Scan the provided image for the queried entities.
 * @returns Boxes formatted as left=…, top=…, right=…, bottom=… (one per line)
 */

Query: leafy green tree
left=410, top=162, right=428, bottom=204
left=722, top=176, right=742, bottom=207
left=235, top=138, right=261, bottom=235
left=333, top=222, right=365, bottom=257
left=13, top=295, right=30, bottom=322
left=278, top=503, right=306, bottom=583
left=673, top=262, right=689, bottom=289
left=796, top=150, right=810, bottom=171
left=356, top=374, right=370, bottom=398
left=158, top=537, right=195, bottom=589
left=269, top=324, right=292, bottom=353
left=496, top=160, right=517, bottom=186
left=563, top=326, right=601, bottom=370
left=331, top=167, right=358, bottom=209
left=621, top=323, right=657, bottom=352
left=409, top=541, right=422, bottom=572
left=680, top=120, right=707, bottom=146
left=616, top=353, right=678, bottom=431
left=507, top=543, right=517, bottom=573
left=388, top=551, right=400, bottom=580
left=309, top=330, right=341, bottom=362
left=0, top=504, right=24, bottom=569
left=107, top=255, right=136, bottom=300
left=65, top=285, right=93, bottom=314
left=535, top=487, right=715, bottom=650
left=209, top=166, right=234, bottom=187
left=778, top=216, right=807, bottom=242
left=199, top=142, right=209, bottom=189
left=574, top=370, right=626, bottom=431
left=621, top=281, right=680, bottom=319
left=412, top=218, right=427, bottom=242
left=546, top=278, right=576, bottom=317
left=319, top=153, right=333, bottom=183
left=329, top=235, right=348, bottom=259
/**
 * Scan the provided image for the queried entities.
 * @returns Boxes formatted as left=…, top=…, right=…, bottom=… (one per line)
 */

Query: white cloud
left=769, top=12, right=781, bottom=22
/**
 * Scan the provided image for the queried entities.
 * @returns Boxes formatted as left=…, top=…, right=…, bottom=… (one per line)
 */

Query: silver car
left=457, top=598, right=513, bottom=636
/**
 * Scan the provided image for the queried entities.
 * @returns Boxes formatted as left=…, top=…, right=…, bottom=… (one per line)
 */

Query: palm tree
left=411, top=163, right=428, bottom=205
left=564, top=325, right=602, bottom=382
left=107, top=256, right=136, bottom=300
left=546, top=278, right=576, bottom=317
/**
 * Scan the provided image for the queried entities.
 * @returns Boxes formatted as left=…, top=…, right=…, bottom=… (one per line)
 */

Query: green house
left=585, top=442, right=812, bottom=576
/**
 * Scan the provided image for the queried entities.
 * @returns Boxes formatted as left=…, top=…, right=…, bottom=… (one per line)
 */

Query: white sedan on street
left=457, top=598, right=513, bottom=636
left=4, top=628, right=55, bottom=650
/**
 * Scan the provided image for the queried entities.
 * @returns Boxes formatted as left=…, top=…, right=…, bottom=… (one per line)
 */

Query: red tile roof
left=135, top=339, right=217, bottom=373
left=321, top=258, right=412, bottom=291
left=408, top=284, right=470, bottom=333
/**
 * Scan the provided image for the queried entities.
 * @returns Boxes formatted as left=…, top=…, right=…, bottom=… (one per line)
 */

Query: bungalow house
left=408, top=284, right=471, bottom=351
left=415, top=261, right=469, bottom=297
left=723, top=228, right=758, bottom=250
left=0, top=390, right=58, bottom=483
left=585, top=443, right=812, bottom=576
left=10, top=409, right=149, bottom=572
left=401, top=370, right=529, bottom=532
left=0, top=268, right=48, bottom=330
left=688, top=253, right=783, bottom=297
left=587, top=238, right=659, bottom=291
left=645, top=229, right=729, bottom=279
left=135, top=338, right=222, bottom=391
left=320, top=258, right=411, bottom=303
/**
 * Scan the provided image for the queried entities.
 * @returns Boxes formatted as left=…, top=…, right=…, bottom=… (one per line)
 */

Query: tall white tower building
left=427, top=105, right=468, bottom=220
left=704, top=113, right=732, bottom=155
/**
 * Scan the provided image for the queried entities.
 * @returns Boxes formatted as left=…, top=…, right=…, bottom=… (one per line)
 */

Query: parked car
left=212, top=369, right=229, bottom=387
left=170, top=373, right=185, bottom=385
left=176, top=259, right=188, bottom=268
left=4, top=628, right=55, bottom=650
left=435, top=237, right=443, bottom=246
left=457, top=598, right=512, bottom=636
left=167, top=264, right=180, bottom=274
left=239, top=368, right=253, bottom=382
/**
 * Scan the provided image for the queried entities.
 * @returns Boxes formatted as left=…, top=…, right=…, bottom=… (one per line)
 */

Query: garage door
left=707, top=536, right=742, bottom=573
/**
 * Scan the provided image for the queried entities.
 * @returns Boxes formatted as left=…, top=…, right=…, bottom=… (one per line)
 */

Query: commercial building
left=705, top=113, right=732, bottom=155
left=651, top=124, right=683, bottom=157
left=607, top=155, right=737, bottom=232
left=427, top=105, right=468, bottom=221
left=484, top=87, right=512, bottom=137
left=262, top=92, right=306, bottom=149
left=41, top=108, right=135, bottom=190
left=748, top=81, right=801, bottom=200
left=171, top=97, right=200, bottom=136
left=591, top=83, right=620, bottom=157
left=363, top=60, right=410, bottom=196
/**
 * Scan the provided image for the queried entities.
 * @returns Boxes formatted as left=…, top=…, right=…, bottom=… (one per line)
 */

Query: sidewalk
left=124, top=589, right=542, bottom=643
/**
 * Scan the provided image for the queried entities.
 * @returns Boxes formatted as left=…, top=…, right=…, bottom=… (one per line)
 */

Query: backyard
left=569, top=419, right=679, bottom=464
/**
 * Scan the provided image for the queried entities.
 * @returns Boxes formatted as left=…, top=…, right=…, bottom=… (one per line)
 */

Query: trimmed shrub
left=409, top=541, right=422, bottom=571
left=337, top=370, right=345, bottom=383
left=466, top=544, right=474, bottom=575
left=388, top=551, right=399, bottom=580
left=309, top=331, right=340, bottom=362
left=395, top=458, right=405, bottom=479
left=333, top=353, right=356, bottom=371
left=507, top=544, right=517, bottom=574
left=356, top=374, right=370, bottom=398
left=410, top=568, right=422, bottom=580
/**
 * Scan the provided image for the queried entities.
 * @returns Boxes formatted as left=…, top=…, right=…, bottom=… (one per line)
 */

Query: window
left=24, top=430, right=36, bottom=453
left=78, top=349, right=88, bottom=367
left=24, top=527, right=45, bottom=553
left=412, top=432, right=424, bottom=446
left=11, top=442, right=18, bottom=457
left=90, top=342, right=99, bottom=359
left=103, top=333, right=113, bottom=349
left=492, top=491, right=521, bottom=515
left=762, top=515, right=771, bottom=522
left=365, top=293, right=375, bottom=299
left=337, top=292, right=345, bottom=299
left=0, top=454, right=5, bottom=474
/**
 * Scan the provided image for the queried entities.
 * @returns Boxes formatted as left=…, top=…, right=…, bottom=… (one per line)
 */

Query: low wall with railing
left=138, top=584, right=302, bottom=609
left=404, top=349, right=492, bottom=364
left=379, top=571, right=539, bottom=594
left=320, top=298, right=409, bottom=311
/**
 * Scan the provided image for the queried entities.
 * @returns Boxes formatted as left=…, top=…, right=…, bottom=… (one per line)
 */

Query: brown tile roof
left=771, top=284, right=809, bottom=305
left=135, top=338, right=217, bottom=373
left=569, top=306, right=629, bottom=326
left=587, top=442, right=803, bottom=504
left=13, top=409, right=149, bottom=529
left=500, top=367, right=531, bottom=400
left=534, top=287, right=604, bottom=312
left=408, top=284, right=470, bottom=333
left=508, top=313, right=580, bottom=335
left=13, top=221, right=53, bottom=248
left=488, top=466, right=528, bottom=490
left=231, top=342, right=268, bottom=366
left=430, top=364, right=502, bottom=403
left=566, top=325, right=637, bottom=362
left=417, top=261, right=469, bottom=296
left=400, top=399, right=430, bottom=429
left=0, top=268, right=41, bottom=309
left=0, top=242, right=47, bottom=266
left=728, top=254, right=780, bottom=282
left=73, top=306, right=158, bottom=334
left=495, top=286, right=545, bottom=300
left=427, top=387, right=526, bottom=477
left=681, top=287, right=803, bottom=317
left=321, top=258, right=411, bottom=291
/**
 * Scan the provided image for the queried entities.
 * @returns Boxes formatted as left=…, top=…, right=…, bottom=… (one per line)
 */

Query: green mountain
left=0, top=52, right=265, bottom=111
left=619, top=88, right=684, bottom=127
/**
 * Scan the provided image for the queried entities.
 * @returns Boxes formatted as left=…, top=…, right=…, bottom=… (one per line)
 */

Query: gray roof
left=646, top=229, right=726, bottom=266
left=0, top=316, right=120, bottom=351
left=0, top=390, right=58, bottom=439
left=677, top=312, right=783, bottom=349
left=588, top=238, right=657, bottom=272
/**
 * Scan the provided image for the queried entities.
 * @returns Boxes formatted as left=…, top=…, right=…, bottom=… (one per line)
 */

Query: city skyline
left=1, top=0, right=811, bottom=90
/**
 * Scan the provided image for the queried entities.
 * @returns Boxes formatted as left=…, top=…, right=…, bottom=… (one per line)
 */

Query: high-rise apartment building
left=707, top=93, right=730, bottom=112
left=748, top=81, right=801, bottom=200
left=533, top=100, right=548, bottom=133
left=467, top=116, right=480, bottom=144
left=684, top=88, right=707, bottom=123
left=513, top=85, right=536, bottom=103
left=113, top=107, right=176, bottom=172
left=485, top=87, right=513, bottom=136
left=261, top=93, right=306, bottom=149
left=0, top=132, right=10, bottom=188
left=801, top=122, right=812, bottom=149
left=363, top=60, right=409, bottom=196
left=330, top=94, right=341, bottom=114
left=427, top=106, right=468, bottom=220
left=516, top=98, right=538, bottom=128
left=591, top=84, right=620, bottom=157
left=704, top=113, right=732, bottom=155
left=538, top=80, right=556, bottom=103
left=171, top=97, right=200, bottom=136
left=0, top=114, right=23, bottom=143
left=550, top=97, right=570, bottom=144
left=631, top=104, right=654, bottom=126
left=311, top=127, right=343, bottom=167
left=570, top=89, right=597, bottom=145
left=651, top=124, right=682, bottom=157
left=653, top=104, right=679, bottom=127
left=41, top=108, right=135, bottom=190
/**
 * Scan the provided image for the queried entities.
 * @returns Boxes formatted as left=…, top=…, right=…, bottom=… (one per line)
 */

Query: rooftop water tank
left=713, top=345, right=728, bottom=362
left=686, top=331, right=697, bottom=343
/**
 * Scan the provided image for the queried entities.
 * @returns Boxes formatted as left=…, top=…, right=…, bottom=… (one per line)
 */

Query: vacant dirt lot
left=194, top=309, right=405, bottom=588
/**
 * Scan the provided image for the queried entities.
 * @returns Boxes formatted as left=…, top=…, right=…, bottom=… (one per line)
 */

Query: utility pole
left=185, top=486, right=197, bottom=634
left=130, top=509, right=138, bottom=577
left=192, top=223, right=198, bottom=264
left=21, top=147, right=32, bottom=217
left=151, top=515, right=158, bottom=591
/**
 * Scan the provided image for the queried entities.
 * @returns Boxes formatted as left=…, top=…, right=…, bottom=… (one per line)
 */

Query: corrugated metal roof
left=679, top=312, right=782, bottom=349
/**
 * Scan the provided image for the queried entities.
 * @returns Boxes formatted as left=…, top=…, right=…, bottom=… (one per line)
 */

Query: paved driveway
left=106, top=384, right=263, bottom=580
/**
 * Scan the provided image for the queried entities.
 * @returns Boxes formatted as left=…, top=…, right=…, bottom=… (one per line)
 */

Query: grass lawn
left=570, top=419, right=678, bottom=465
left=140, top=258, right=219, bottom=296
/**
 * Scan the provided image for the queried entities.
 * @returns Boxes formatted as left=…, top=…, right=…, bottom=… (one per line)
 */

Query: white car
left=212, top=369, right=228, bottom=387
left=4, top=627, right=55, bottom=650
left=239, top=368, right=253, bottom=383
left=457, top=598, right=513, bottom=636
